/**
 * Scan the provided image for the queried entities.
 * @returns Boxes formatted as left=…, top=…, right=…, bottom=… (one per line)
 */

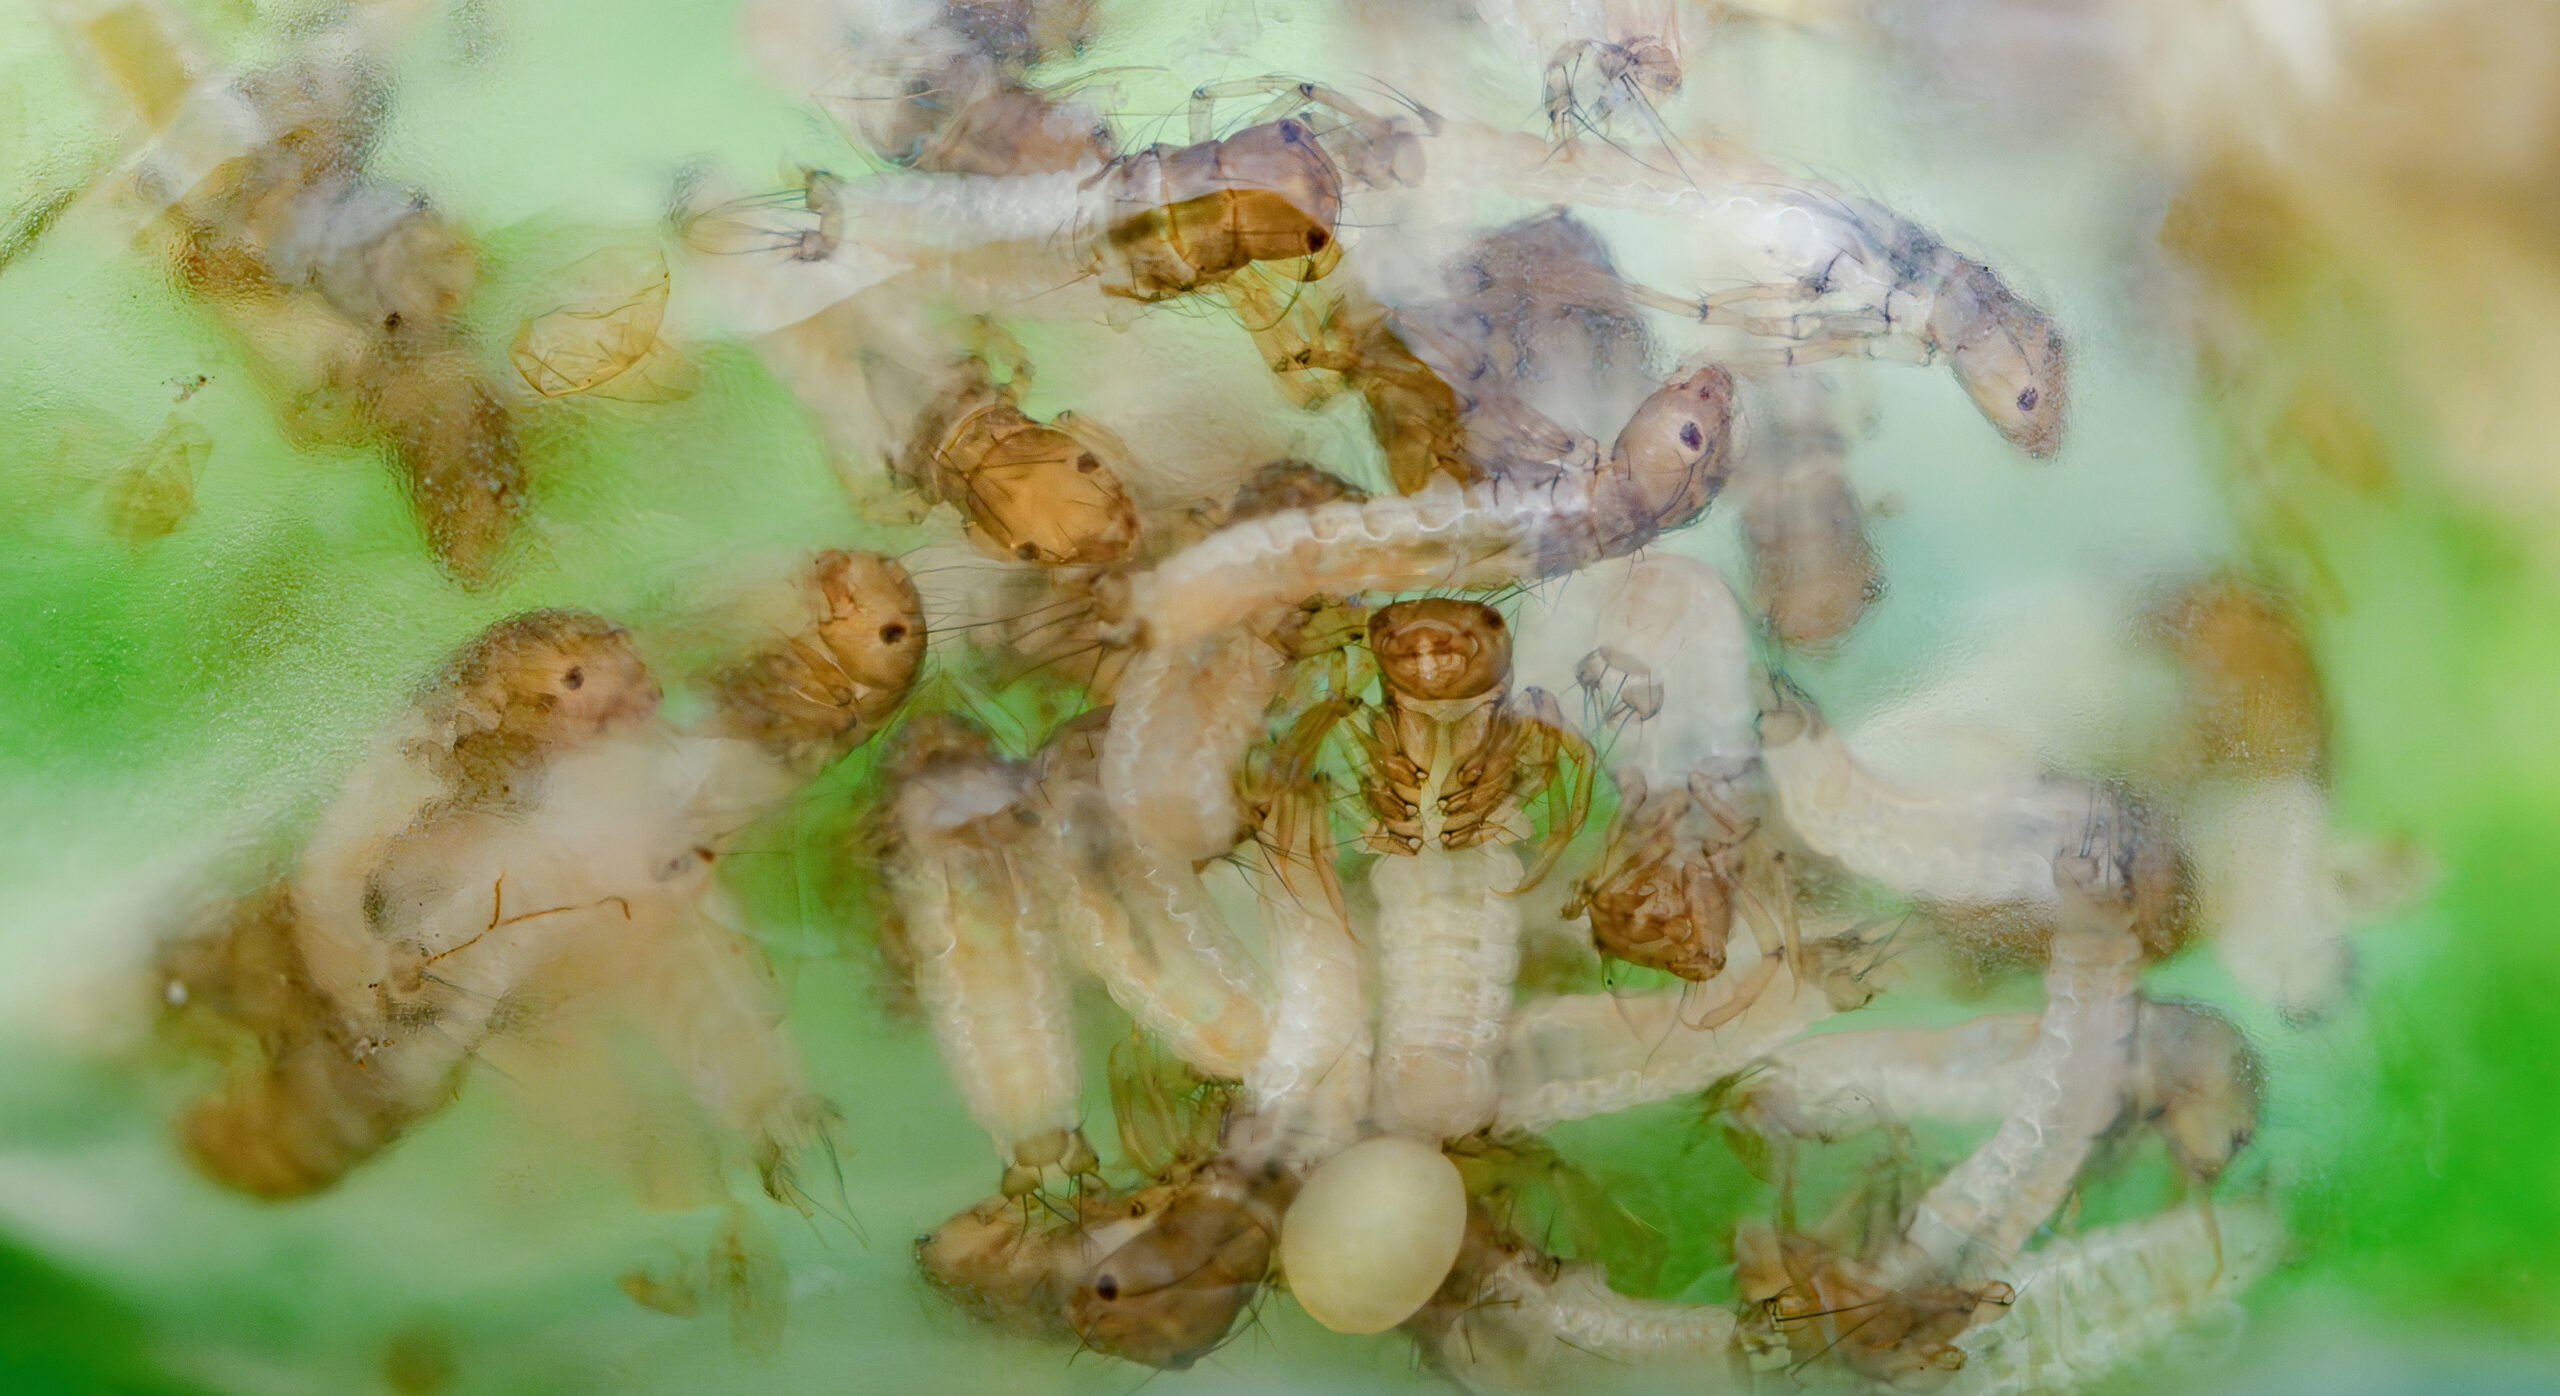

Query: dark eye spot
left=1278, top=120, right=1305, bottom=143
left=1305, top=228, right=1330, bottom=251
left=879, top=622, right=909, bottom=645
left=1014, top=542, right=1041, bottom=561
left=563, top=667, right=584, bottom=690
left=2017, top=386, right=2040, bottom=412
left=382, top=311, right=403, bottom=332
left=1075, top=453, right=1100, bottom=474
left=1679, top=422, right=1704, bottom=451
left=1094, top=1276, right=1120, bottom=1301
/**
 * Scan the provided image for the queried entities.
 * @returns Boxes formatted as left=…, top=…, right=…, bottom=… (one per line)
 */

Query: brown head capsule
left=1928, top=255, right=2068, bottom=460
left=1369, top=599, right=1511, bottom=703
left=412, top=609, right=658, bottom=805
left=712, top=550, right=928, bottom=767
left=1566, top=780, right=1740, bottom=982
left=907, top=389, right=1143, bottom=566
left=1597, top=366, right=1737, bottom=548
left=2130, top=999, right=2263, bottom=1183
left=1070, top=1164, right=1293, bottom=1370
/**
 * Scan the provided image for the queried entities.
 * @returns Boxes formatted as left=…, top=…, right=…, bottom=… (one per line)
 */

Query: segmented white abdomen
left=1236, top=813, right=1372, bottom=1167
left=1948, top=1205, right=2283, bottom=1396
left=1073, top=839, right=1273, bottom=1080
left=1889, top=864, right=2141, bottom=1283
left=1125, top=474, right=1607, bottom=653
left=1491, top=1256, right=1739, bottom=1361
left=895, top=838, right=1083, bottom=1164
left=1762, top=711, right=2110, bottom=907
left=1742, top=1014, right=2039, bottom=1141
left=1495, top=927, right=1834, bottom=1133
left=1102, top=629, right=1291, bottom=866
left=1370, top=841, right=1524, bottom=1141
left=2194, top=774, right=2352, bottom=1019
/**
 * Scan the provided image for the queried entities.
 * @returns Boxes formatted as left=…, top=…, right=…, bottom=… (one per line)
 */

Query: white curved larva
left=1426, top=1250, right=1743, bottom=1392
left=1279, top=1135, right=1468, bottom=1334
left=1370, top=841, right=1525, bottom=1141
left=1494, top=927, right=1835, bottom=1133
left=1101, top=630, right=1293, bottom=867
left=1739, top=1014, right=2040, bottom=1141
left=1233, top=810, right=1372, bottom=1167
left=1122, top=473, right=1609, bottom=653
left=1885, top=860, right=2141, bottom=1285
left=1947, top=1205, right=2284, bottom=1396
left=1069, top=835, right=1273, bottom=1081
left=1761, top=689, right=2113, bottom=908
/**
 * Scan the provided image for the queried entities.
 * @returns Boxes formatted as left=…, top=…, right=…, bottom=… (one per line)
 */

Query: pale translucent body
left=889, top=766, right=1084, bottom=1165
left=1947, top=1205, right=2284, bottom=1396
left=1740, top=1014, right=2040, bottom=1141
left=1278, top=1136, right=1468, bottom=1334
left=1101, top=629, right=1292, bottom=866
left=1122, top=473, right=1619, bottom=653
left=1762, top=703, right=2115, bottom=907
left=1370, top=841, right=1525, bottom=1141
left=1067, top=831, right=1273, bottom=1081
left=1232, top=814, right=1371, bottom=1167
left=1887, top=866, right=2142, bottom=1284
left=2194, top=774, right=2355, bottom=1019
left=1495, top=931, right=1835, bottom=1133
left=1425, top=1250, right=1741, bottom=1393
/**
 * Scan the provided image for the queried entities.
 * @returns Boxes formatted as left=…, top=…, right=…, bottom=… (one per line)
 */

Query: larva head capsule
left=1369, top=599, right=1511, bottom=703
left=1929, top=256, right=2068, bottom=460
left=415, top=609, right=659, bottom=799
left=1069, top=1164, right=1290, bottom=1369
left=1597, top=365, right=1738, bottom=549
left=917, top=394, right=1144, bottom=567
left=1100, top=118, right=1343, bottom=300
left=714, top=550, right=927, bottom=767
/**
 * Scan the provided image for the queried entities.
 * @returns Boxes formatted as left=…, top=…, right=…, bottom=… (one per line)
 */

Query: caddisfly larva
left=1757, top=672, right=2191, bottom=950
left=881, top=716, right=1098, bottom=1196
left=173, top=610, right=664, bottom=1195
left=1424, top=121, right=2068, bottom=457
left=692, top=548, right=931, bottom=780
left=1223, top=209, right=1645, bottom=494
left=1735, top=1217, right=2013, bottom=1387
left=1032, top=713, right=1273, bottom=1081
left=890, top=337, right=1145, bottom=567
left=1117, top=365, right=1737, bottom=654
left=1493, top=941, right=1834, bottom=1134
left=1349, top=599, right=1592, bottom=1141
left=1944, top=1204, right=2284, bottom=1396
left=1409, top=1206, right=1740, bottom=1394
left=1733, top=996, right=2261, bottom=1184
left=1882, top=852, right=2144, bottom=1289
left=1512, top=552, right=1783, bottom=985
left=1738, top=369, right=1882, bottom=647
left=51, top=0, right=527, bottom=583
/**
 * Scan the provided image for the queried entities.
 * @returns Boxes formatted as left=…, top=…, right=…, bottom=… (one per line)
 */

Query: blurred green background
left=4, top=1, right=2557, bottom=1392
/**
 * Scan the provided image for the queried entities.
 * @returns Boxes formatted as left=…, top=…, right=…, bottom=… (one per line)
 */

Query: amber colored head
left=716, top=551, right=927, bottom=763
left=1933, top=257, right=2068, bottom=460
left=1069, top=1168, right=1286, bottom=1370
left=1584, top=856, right=1732, bottom=981
left=416, top=609, right=657, bottom=799
left=1370, top=599, right=1511, bottom=702
left=937, top=405, right=1142, bottom=566
left=1600, top=366, right=1737, bottom=544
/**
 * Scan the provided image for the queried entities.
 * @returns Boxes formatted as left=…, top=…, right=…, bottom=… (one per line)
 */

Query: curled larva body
left=1037, top=719, right=1272, bottom=1080
left=1886, top=856, right=2143, bottom=1286
left=885, top=724, right=1090, bottom=1189
left=1233, top=782, right=1372, bottom=1167
left=1371, top=841, right=1525, bottom=1141
left=1100, top=628, right=1291, bottom=865
left=1278, top=1135, right=1468, bottom=1334
left=1121, top=369, right=1734, bottom=653
left=1947, top=1205, right=2284, bottom=1396
left=1758, top=675, right=2119, bottom=908
left=1413, top=1214, right=1740, bottom=1393
left=1494, top=944, right=1833, bottom=1133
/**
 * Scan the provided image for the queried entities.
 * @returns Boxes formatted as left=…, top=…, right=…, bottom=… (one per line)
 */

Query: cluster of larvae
left=68, top=0, right=2413, bottom=1390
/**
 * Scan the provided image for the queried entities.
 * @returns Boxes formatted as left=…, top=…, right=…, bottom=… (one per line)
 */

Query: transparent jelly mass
left=1, top=1, right=2555, bottom=1394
